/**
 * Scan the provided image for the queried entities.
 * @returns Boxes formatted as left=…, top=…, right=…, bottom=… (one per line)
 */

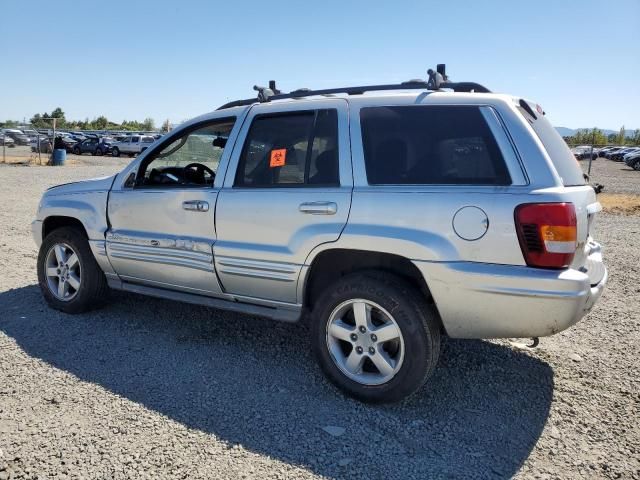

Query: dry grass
left=1, top=155, right=86, bottom=166
left=598, top=193, right=640, bottom=216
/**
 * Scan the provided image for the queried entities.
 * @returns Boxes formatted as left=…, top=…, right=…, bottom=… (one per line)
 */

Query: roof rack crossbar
left=217, top=80, right=491, bottom=110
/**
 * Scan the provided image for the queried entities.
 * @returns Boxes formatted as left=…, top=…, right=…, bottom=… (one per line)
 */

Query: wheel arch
left=301, top=248, right=444, bottom=331
left=42, top=215, right=88, bottom=239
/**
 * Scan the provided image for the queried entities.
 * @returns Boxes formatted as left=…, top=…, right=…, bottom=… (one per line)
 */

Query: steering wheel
left=183, top=163, right=216, bottom=184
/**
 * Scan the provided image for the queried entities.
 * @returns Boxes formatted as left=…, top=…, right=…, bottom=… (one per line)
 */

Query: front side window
left=136, top=118, right=235, bottom=187
left=360, top=106, right=511, bottom=185
left=132, top=137, right=140, bottom=143
left=235, top=109, right=339, bottom=187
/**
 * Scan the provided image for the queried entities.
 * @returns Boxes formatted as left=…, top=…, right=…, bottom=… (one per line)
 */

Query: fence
left=1, top=124, right=50, bottom=165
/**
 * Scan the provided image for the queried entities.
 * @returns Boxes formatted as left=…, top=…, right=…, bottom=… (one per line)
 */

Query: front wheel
left=311, top=273, right=440, bottom=403
left=111, top=147, right=120, bottom=157
left=72, top=147, right=81, bottom=155
left=634, top=160, right=640, bottom=171
left=37, top=226, right=109, bottom=314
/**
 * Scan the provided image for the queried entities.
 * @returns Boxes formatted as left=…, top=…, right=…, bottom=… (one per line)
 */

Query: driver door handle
left=182, top=200, right=209, bottom=212
left=299, top=202, right=337, bottom=215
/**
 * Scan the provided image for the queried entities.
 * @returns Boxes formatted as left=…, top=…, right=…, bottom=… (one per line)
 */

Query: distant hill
left=555, top=127, right=636, bottom=137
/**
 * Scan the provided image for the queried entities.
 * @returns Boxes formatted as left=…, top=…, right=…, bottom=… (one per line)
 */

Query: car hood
left=45, top=174, right=117, bottom=196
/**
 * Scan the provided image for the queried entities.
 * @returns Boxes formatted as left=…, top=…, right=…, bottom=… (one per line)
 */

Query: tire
left=310, top=272, right=441, bottom=403
left=95, top=148, right=103, bottom=156
left=73, top=146, right=81, bottom=155
left=111, top=147, right=120, bottom=157
left=37, top=226, right=109, bottom=314
left=634, top=160, right=640, bottom=171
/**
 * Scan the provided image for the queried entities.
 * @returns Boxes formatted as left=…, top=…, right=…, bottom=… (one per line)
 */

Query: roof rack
left=216, top=65, right=491, bottom=110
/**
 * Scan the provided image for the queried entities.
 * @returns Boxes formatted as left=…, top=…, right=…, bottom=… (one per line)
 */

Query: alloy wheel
left=326, top=299, right=405, bottom=386
left=44, top=243, right=81, bottom=301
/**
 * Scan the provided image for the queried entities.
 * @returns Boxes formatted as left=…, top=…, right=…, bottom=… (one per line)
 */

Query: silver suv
left=32, top=78, right=607, bottom=403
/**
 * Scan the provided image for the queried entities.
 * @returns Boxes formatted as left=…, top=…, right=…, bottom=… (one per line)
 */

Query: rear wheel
left=95, top=148, right=103, bottom=156
left=37, top=226, right=109, bottom=314
left=111, top=147, right=120, bottom=157
left=72, top=146, right=81, bottom=155
left=634, top=160, right=640, bottom=171
left=311, top=273, right=440, bottom=403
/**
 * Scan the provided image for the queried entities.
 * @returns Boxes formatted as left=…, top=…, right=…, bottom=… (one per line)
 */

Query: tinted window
left=131, top=137, right=140, bottom=143
left=518, top=103, right=586, bottom=186
left=360, top=106, right=511, bottom=185
left=235, top=109, right=339, bottom=187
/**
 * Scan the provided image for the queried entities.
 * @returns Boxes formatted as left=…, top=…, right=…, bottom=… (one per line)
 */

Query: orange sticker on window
left=270, top=148, right=286, bottom=167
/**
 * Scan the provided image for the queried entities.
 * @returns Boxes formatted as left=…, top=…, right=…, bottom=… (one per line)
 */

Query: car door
left=84, top=138, right=97, bottom=153
left=129, top=136, right=140, bottom=153
left=215, top=99, right=352, bottom=304
left=106, top=115, right=243, bottom=296
left=118, top=138, right=130, bottom=153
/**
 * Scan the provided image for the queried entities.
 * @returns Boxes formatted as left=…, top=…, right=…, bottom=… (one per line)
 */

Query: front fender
left=37, top=192, right=109, bottom=241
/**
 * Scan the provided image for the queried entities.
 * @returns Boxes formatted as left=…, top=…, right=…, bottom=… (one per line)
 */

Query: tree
left=51, top=107, right=65, bottom=119
left=617, top=125, right=625, bottom=145
left=94, top=116, right=109, bottom=130
left=141, top=117, right=155, bottom=131
left=161, top=119, right=171, bottom=133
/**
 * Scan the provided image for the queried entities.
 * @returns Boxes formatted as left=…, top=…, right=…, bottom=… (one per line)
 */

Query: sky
left=1, top=0, right=638, bottom=130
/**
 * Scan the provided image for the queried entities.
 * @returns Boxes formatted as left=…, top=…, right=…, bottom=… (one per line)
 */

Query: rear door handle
left=299, top=202, right=337, bottom=215
left=182, top=200, right=209, bottom=212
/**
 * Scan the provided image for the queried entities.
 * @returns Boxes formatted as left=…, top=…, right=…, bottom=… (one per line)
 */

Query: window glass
left=235, top=109, right=339, bottom=187
left=137, top=119, right=234, bottom=187
left=517, top=105, right=585, bottom=186
left=132, top=137, right=140, bottom=143
left=360, top=106, right=511, bottom=185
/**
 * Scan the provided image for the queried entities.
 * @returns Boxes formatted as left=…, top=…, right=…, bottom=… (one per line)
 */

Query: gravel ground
left=579, top=157, right=640, bottom=194
left=0, top=161, right=638, bottom=479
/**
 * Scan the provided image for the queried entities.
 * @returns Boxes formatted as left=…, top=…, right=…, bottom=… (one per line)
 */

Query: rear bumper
left=414, top=260, right=607, bottom=339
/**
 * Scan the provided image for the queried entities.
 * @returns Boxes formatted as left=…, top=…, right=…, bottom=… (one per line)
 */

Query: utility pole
left=588, top=129, right=595, bottom=176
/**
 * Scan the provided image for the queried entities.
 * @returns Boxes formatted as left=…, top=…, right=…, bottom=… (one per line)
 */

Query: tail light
left=515, top=203, right=577, bottom=269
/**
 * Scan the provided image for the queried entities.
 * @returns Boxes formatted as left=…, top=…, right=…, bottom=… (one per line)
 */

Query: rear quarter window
left=360, top=106, right=511, bottom=185
left=517, top=102, right=586, bottom=186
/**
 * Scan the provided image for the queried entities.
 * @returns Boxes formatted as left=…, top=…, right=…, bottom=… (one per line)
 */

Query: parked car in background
left=55, top=136, right=79, bottom=153
left=30, top=135, right=52, bottom=153
left=95, top=137, right=115, bottom=155
left=611, top=147, right=638, bottom=162
left=71, top=137, right=115, bottom=156
left=110, top=135, right=156, bottom=157
left=22, top=129, right=40, bottom=139
left=603, top=147, right=624, bottom=159
left=597, top=147, right=614, bottom=158
left=0, top=135, right=16, bottom=147
left=624, top=151, right=640, bottom=170
left=3, top=129, right=31, bottom=146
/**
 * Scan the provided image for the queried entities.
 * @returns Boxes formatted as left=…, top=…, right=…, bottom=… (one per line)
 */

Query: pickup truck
left=110, top=134, right=156, bottom=157
left=32, top=79, right=607, bottom=402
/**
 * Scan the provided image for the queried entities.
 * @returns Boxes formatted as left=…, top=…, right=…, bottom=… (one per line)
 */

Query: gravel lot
left=0, top=159, right=638, bottom=479
left=579, top=157, right=640, bottom=195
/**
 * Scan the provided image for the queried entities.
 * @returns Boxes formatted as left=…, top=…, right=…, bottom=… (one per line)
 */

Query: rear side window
left=235, top=109, right=339, bottom=187
left=518, top=103, right=586, bottom=186
left=360, top=106, right=511, bottom=185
